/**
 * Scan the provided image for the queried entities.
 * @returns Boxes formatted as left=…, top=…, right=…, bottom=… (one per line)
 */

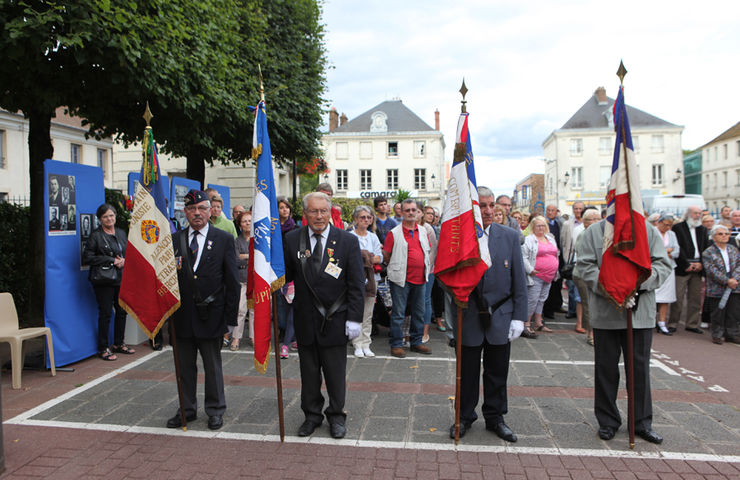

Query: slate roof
left=561, top=93, right=678, bottom=130
left=701, top=120, right=740, bottom=148
left=332, top=100, right=435, bottom=133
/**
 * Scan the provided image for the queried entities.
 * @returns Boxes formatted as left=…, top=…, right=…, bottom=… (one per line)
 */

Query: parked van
left=642, top=194, right=706, bottom=217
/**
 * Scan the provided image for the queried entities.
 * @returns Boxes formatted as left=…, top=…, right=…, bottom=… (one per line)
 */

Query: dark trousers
left=297, top=342, right=347, bottom=425
left=593, top=328, right=653, bottom=431
left=93, top=284, right=127, bottom=352
left=460, top=340, right=511, bottom=425
left=705, top=294, right=740, bottom=340
left=543, top=277, right=563, bottom=316
left=175, top=336, right=226, bottom=417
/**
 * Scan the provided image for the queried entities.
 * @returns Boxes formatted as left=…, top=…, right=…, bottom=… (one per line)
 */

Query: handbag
left=90, top=264, right=118, bottom=285
left=559, top=263, right=574, bottom=280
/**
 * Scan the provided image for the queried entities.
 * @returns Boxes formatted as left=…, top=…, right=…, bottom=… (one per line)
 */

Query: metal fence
left=0, top=195, right=30, bottom=207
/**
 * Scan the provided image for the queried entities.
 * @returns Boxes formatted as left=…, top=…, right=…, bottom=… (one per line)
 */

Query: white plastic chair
left=0, top=292, right=56, bottom=389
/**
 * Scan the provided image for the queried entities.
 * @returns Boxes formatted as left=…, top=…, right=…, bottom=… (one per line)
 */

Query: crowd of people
left=81, top=184, right=739, bottom=441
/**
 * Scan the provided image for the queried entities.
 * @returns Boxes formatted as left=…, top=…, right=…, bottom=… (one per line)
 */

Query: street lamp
left=562, top=171, right=570, bottom=186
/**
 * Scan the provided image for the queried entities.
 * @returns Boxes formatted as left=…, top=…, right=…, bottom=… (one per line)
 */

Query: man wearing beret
left=166, top=190, right=239, bottom=430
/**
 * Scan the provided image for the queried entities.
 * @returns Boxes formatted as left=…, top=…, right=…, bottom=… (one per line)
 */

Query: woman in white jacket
left=521, top=216, right=560, bottom=338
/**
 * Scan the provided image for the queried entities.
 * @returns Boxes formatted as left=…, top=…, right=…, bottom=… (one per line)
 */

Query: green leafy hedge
left=0, top=202, right=31, bottom=326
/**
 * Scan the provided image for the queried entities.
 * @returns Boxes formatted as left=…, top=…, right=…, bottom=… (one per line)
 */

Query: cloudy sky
left=320, top=0, right=740, bottom=197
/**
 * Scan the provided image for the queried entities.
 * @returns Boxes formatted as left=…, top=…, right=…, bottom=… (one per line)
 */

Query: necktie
left=190, top=230, right=199, bottom=259
left=311, top=233, right=323, bottom=274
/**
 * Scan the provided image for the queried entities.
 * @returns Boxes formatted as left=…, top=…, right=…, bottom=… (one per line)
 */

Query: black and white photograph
left=48, top=173, right=77, bottom=235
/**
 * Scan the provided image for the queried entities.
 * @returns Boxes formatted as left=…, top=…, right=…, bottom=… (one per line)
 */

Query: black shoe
left=486, top=422, right=517, bottom=442
left=521, top=328, right=538, bottom=339
left=685, top=327, right=703, bottom=334
left=725, top=337, right=740, bottom=345
left=555, top=308, right=568, bottom=314
left=543, top=312, right=555, bottom=320
left=207, top=415, right=223, bottom=430
left=329, top=422, right=346, bottom=439
left=656, top=326, right=672, bottom=336
left=565, top=313, right=577, bottom=319
left=297, top=419, right=321, bottom=437
left=636, top=429, right=663, bottom=444
left=598, top=426, right=617, bottom=440
left=449, top=422, right=472, bottom=439
left=166, top=412, right=197, bottom=428
left=668, top=327, right=677, bottom=333
left=448, top=338, right=456, bottom=348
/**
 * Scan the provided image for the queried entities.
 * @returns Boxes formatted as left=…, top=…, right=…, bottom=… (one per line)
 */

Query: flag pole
left=452, top=80, right=470, bottom=445
left=616, top=61, right=636, bottom=449
left=271, top=292, right=286, bottom=442
left=142, top=103, right=188, bottom=431
left=259, top=64, right=286, bottom=442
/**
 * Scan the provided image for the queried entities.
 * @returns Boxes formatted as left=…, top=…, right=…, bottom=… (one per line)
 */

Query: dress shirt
left=689, top=225, right=700, bottom=260
left=188, top=223, right=209, bottom=271
left=309, top=224, right=331, bottom=264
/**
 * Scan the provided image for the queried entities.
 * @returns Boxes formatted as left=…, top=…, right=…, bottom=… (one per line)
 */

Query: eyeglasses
left=714, top=232, right=730, bottom=236
left=357, top=215, right=373, bottom=220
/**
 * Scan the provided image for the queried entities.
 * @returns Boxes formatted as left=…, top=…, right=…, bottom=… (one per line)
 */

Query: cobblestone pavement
left=2, top=317, right=739, bottom=479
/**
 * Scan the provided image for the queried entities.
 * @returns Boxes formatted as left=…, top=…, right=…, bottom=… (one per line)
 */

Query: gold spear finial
left=616, top=60, right=628, bottom=86
left=258, top=64, right=265, bottom=102
left=142, top=102, right=153, bottom=128
left=459, top=79, right=468, bottom=113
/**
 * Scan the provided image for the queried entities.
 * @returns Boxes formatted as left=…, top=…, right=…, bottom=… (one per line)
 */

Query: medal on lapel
left=327, top=248, right=335, bottom=262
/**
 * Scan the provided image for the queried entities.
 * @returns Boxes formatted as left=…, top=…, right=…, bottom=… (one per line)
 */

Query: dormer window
left=370, top=111, right=388, bottom=133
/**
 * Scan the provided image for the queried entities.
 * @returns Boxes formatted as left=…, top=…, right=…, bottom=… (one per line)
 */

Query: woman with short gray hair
left=702, top=224, right=740, bottom=344
left=349, top=205, right=382, bottom=357
left=654, top=214, right=679, bottom=335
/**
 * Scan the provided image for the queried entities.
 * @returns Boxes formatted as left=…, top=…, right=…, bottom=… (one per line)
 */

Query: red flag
left=599, top=86, right=651, bottom=306
left=434, top=112, right=491, bottom=306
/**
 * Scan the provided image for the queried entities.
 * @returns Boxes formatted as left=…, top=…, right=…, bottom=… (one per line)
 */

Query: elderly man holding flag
left=576, top=67, right=671, bottom=446
left=436, top=85, right=527, bottom=443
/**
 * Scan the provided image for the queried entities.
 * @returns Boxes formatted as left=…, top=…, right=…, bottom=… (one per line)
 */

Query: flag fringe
left=253, top=344, right=272, bottom=374
left=119, top=298, right=181, bottom=340
left=270, top=275, right=285, bottom=293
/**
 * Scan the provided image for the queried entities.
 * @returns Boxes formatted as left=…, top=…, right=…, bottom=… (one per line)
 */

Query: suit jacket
left=576, top=220, right=672, bottom=329
left=452, top=223, right=528, bottom=346
left=672, top=221, right=708, bottom=275
left=284, top=224, right=364, bottom=347
left=172, top=226, right=239, bottom=338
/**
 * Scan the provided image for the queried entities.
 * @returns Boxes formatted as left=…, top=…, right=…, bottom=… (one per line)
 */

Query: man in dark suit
left=449, top=186, right=528, bottom=442
left=284, top=192, right=364, bottom=439
left=668, top=205, right=708, bottom=334
left=166, top=190, right=239, bottom=430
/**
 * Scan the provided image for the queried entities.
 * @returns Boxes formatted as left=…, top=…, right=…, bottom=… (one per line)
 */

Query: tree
left=0, top=0, right=245, bottom=323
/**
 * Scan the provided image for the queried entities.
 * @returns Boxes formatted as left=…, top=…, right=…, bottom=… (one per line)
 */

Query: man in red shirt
left=383, top=199, right=432, bottom=357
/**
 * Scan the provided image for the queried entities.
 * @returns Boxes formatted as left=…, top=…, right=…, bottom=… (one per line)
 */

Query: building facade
left=699, top=121, right=740, bottom=212
left=0, top=108, right=114, bottom=202
left=543, top=87, right=684, bottom=213
left=320, top=100, right=446, bottom=208
left=512, top=173, right=544, bottom=216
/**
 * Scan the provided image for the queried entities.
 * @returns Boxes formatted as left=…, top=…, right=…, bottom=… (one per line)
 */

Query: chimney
left=594, top=87, right=608, bottom=105
left=434, top=109, right=440, bottom=131
left=329, top=107, right=339, bottom=132
left=340, top=112, right=348, bottom=126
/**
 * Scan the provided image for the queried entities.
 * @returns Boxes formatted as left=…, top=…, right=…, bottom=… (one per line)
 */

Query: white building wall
left=322, top=131, right=446, bottom=208
left=702, top=135, right=740, bottom=211
left=0, top=110, right=113, bottom=201
left=544, top=126, right=684, bottom=213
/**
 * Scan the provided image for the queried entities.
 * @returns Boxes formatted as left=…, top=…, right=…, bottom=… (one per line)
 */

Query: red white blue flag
left=435, top=112, right=491, bottom=306
left=119, top=126, right=181, bottom=338
left=247, top=100, right=285, bottom=374
left=599, top=86, right=651, bottom=307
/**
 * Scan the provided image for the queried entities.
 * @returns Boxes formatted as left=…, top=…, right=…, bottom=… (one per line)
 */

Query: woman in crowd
left=702, top=225, right=740, bottom=345
left=230, top=211, right=252, bottom=351
left=519, top=212, right=530, bottom=231
left=493, top=205, right=507, bottom=226
left=419, top=203, right=439, bottom=342
left=83, top=204, right=133, bottom=361
left=521, top=216, right=560, bottom=338
left=654, top=214, right=680, bottom=335
left=702, top=215, right=715, bottom=241
left=349, top=205, right=382, bottom=357
left=277, top=196, right=299, bottom=357
left=572, top=209, right=601, bottom=345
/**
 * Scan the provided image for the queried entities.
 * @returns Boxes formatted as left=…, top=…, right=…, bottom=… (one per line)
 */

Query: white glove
left=345, top=321, right=362, bottom=340
left=508, top=320, right=524, bottom=341
left=623, top=294, right=636, bottom=309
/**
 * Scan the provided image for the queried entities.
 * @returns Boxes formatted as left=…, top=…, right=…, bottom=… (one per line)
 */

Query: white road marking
left=5, top=419, right=740, bottom=463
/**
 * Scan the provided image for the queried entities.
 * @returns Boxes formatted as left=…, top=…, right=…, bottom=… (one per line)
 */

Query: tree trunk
left=27, top=109, right=54, bottom=326
left=186, top=146, right=206, bottom=187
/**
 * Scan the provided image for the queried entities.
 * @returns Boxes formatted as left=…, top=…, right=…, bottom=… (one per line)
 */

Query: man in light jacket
left=576, top=218, right=672, bottom=445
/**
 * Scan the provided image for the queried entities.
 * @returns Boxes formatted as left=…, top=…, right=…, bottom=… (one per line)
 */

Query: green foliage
left=299, top=172, right=320, bottom=196
left=0, top=203, right=32, bottom=326
left=395, top=189, right=412, bottom=203
left=332, top=198, right=373, bottom=224
left=105, top=189, right=130, bottom=233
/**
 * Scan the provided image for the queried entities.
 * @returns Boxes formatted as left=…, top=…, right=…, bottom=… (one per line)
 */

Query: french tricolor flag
left=599, top=86, right=651, bottom=307
left=434, top=112, right=491, bottom=306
